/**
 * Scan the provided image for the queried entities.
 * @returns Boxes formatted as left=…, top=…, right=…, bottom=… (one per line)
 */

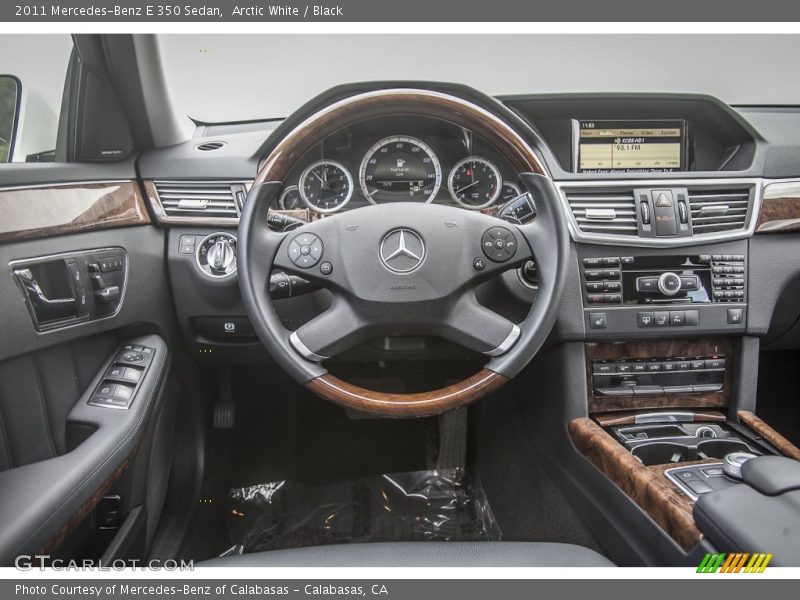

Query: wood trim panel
left=255, top=88, right=547, bottom=186
left=0, top=181, right=150, bottom=243
left=756, top=181, right=800, bottom=233
left=738, top=411, right=800, bottom=460
left=306, top=369, right=508, bottom=417
left=569, top=417, right=703, bottom=551
left=586, top=339, right=733, bottom=414
left=594, top=410, right=727, bottom=428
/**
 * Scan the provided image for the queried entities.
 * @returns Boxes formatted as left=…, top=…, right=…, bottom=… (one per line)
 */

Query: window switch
left=123, top=367, right=142, bottom=383
left=113, top=385, right=133, bottom=401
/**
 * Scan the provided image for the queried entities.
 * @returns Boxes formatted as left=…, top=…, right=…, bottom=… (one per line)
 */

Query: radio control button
left=603, top=268, right=621, bottom=279
left=585, top=269, right=604, bottom=281
left=602, top=257, right=620, bottom=266
left=603, top=281, right=621, bottom=292
left=583, top=257, right=603, bottom=267
left=636, top=277, right=659, bottom=292
left=657, top=272, right=682, bottom=296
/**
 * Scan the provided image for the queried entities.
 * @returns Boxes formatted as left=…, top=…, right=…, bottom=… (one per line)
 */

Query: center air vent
left=154, top=180, right=248, bottom=219
left=563, top=188, right=638, bottom=236
left=687, top=187, right=752, bottom=234
left=194, top=141, right=226, bottom=152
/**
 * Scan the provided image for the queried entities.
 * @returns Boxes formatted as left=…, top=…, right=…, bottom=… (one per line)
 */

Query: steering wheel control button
left=319, top=261, right=333, bottom=275
left=379, top=228, right=425, bottom=273
left=473, top=257, right=486, bottom=270
left=481, top=226, right=517, bottom=262
left=288, top=233, right=324, bottom=269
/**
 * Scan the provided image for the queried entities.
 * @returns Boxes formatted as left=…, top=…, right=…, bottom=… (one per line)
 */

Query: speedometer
left=359, top=136, right=442, bottom=204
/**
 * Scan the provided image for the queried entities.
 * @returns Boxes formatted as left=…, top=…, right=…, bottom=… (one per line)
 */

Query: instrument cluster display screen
left=576, top=119, right=686, bottom=173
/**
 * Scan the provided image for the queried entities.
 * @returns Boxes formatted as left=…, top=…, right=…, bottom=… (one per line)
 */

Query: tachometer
left=448, top=157, right=501, bottom=209
left=299, top=160, right=353, bottom=213
left=359, top=136, right=442, bottom=204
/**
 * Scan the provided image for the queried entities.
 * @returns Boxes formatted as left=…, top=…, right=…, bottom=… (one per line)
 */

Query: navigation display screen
left=576, top=119, right=686, bottom=173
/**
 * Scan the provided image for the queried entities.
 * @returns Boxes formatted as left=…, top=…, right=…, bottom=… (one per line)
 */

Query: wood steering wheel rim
left=248, top=88, right=553, bottom=417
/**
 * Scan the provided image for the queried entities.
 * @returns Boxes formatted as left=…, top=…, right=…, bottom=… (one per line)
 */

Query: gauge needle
left=455, top=180, right=480, bottom=194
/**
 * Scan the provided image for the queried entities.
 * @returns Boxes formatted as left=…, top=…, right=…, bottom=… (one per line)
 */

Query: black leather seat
left=201, top=542, right=614, bottom=567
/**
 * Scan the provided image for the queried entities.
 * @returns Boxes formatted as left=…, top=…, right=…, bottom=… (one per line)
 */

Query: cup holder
left=696, top=439, right=755, bottom=460
left=630, top=438, right=759, bottom=466
left=631, top=442, right=692, bottom=466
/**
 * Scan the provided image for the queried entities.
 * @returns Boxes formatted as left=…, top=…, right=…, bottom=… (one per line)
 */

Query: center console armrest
left=693, top=456, right=800, bottom=566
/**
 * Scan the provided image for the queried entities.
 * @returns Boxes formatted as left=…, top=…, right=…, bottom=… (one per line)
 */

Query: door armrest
left=0, top=334, right=169, bottom=565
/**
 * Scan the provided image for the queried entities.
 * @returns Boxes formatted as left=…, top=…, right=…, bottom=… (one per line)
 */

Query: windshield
left=159, top=34, right=800, bottom=123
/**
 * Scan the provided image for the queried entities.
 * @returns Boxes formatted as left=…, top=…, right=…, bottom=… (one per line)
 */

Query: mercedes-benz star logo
left=379, top=228, right=425, bottom=273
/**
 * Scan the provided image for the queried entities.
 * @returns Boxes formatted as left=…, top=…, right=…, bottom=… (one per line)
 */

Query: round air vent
left=194, top=141, right=227, bottom=152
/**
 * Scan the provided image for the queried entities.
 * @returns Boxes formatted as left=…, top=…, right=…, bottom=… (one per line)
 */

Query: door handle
left=14, top=268, right=77, bottom=322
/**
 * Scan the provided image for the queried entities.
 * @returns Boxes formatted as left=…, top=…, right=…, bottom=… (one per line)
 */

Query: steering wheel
left=239, top=89, right=569, bottom=417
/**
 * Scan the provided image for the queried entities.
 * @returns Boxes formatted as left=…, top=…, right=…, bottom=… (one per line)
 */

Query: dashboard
left=270, top=116, right=524, bottom=214
left=135, top=84, right=800, bottom=366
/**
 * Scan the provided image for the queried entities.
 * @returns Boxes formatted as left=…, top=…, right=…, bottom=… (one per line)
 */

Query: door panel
left=0, top=176, right=178, bottom=565
left=0, top=332, right=117, bottom=471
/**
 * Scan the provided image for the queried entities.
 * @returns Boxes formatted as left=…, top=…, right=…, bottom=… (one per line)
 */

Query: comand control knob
left=722, top=451, right=758, bottom=480
left=196, top=232, right=238, bottom=279
left=657, top=271, right=682, bottom=296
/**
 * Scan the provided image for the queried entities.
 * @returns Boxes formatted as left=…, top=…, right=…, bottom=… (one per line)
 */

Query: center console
left=580, top=242, right=748, bottom=339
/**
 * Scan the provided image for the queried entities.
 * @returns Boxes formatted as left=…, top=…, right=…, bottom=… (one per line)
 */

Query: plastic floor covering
left=221, top=469, right=501, bottom=555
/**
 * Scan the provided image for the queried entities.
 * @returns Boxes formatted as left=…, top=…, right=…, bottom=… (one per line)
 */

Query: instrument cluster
left=272, top=116, right=523, bottom=214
